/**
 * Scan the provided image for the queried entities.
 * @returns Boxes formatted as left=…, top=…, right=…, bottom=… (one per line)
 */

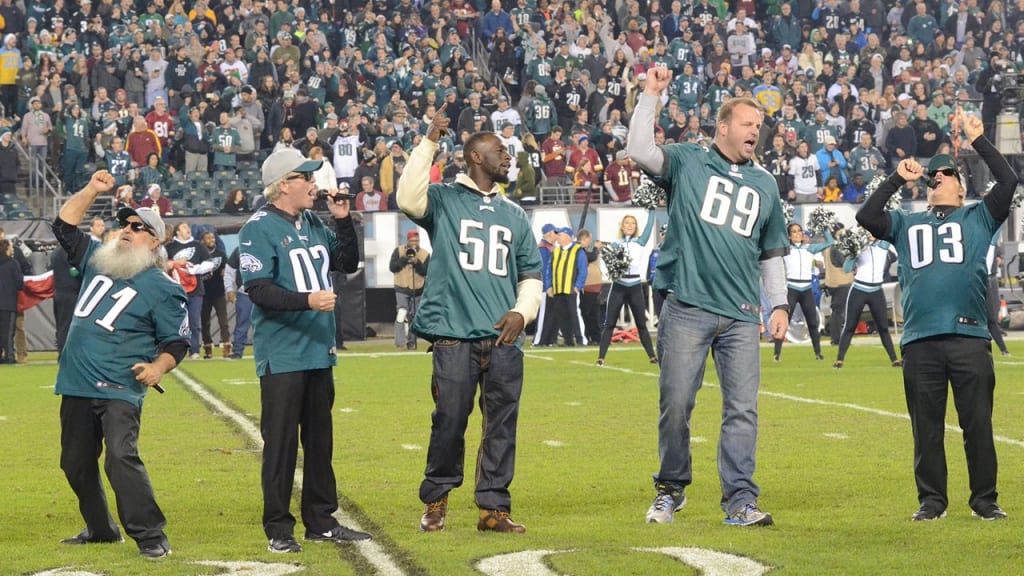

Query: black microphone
left=924, top=176, right=939, bottom=189
left=316, top=189, right=357, bottom=203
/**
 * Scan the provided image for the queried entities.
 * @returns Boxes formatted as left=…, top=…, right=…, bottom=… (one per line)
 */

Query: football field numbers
left=476, top=547, right=769, bottom=575
left=73, top=275, right=139, bottom=332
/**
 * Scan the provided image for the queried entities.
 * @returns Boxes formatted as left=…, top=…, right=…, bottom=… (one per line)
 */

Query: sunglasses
left=286, top=172, right=314, bottom=182
left=927, top=168, right=957, bottom=178
left=126, top=221, right=156, bottom=236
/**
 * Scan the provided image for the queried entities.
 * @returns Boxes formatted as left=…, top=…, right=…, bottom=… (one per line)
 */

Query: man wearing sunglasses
left=857, top=108, right=1020, bottom=522
left=50, top=170, right=188, bottom=559
left=237, top=148, right=367, bottom=553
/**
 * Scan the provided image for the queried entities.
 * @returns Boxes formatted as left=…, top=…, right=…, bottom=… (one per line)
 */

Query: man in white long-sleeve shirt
left=626, top=66, right=789, bottom=527
left=396, top=103, right=543, bottom=534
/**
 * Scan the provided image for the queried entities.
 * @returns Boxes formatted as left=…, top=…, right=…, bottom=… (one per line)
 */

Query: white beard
left=91, top=236, right=163, bottom=280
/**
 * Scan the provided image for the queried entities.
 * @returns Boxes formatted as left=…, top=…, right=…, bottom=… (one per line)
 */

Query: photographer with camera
left=389, top=230, right=430, bottom=350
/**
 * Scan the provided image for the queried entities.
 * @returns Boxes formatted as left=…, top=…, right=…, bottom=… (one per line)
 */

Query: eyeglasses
left=927, top=168, right=957, bottom=178
left=286, top=172, right=314, bottom=182
left=126, top=221, right=156, bottom=236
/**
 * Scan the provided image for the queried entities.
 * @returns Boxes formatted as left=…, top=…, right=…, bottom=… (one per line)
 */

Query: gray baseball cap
left=261, top=148, right=323, bottom=187
left=117, top=205, right=165, bottom=241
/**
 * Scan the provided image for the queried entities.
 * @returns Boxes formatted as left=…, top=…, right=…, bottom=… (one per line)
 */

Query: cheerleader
left=597, top=210, right=657, bottom=366
left=834, top=238, right=901, bottom=368
left=774, top=223, right=833, bottom=362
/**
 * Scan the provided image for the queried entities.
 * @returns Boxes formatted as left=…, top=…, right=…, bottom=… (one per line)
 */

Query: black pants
left=201, top=294, right=229, bottom=346
left=598, top=283, right=655, bottom=360
left=536, top=295, right=558, bottom=345
left=580, top=290, right=602, bottom=343
left=0, top=309, right=14, bottom=362
left=59, top=396, right=167, bottom=548
left=902, top=336, right=998, bottom=513
left=54, top=293, right=78, bottom=355
left=828, top=284, right=851, bottom=345
left=421, top=339, right=523, bottom=512
left=552, top=292, right=581, bottom=345
left=774, top=287, right=822, bottom=358
left=260, top=367, right=340, bottom=539
left=0, top=84, right=16, bottom=118
left=836, top=286, right=898, bottom=363
left=985, top=277, right=1008, bottom=354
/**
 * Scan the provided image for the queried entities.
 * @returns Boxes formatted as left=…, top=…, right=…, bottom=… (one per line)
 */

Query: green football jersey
left=56, top=239, right=189, bottom=408
left=238, top=208, right=341, bottom=376
left=409, top=184, right=542, bottom=341
left=653, top=143, right=789, bottom=322
left=887, top=203, right=999, bottom=345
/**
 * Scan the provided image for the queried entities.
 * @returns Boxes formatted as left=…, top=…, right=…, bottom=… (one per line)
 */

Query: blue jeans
left=232, top=292, right=253, bottom=357
left=186, top=294, right=203, bottom=354
left=655, top=296, right=762, bottom=514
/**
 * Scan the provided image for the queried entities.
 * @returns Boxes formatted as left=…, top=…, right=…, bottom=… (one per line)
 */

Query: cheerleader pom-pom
left=780, top=200, right=795, bottom=223
left=600, top=243, right=632, bottom=281
left=864, top=174, right=901, bottom=211
left=806, top=206, right=837, bottom=235
left=836, top=225, right=872, bottom=259
left=632, top=181, right=667, bottom=210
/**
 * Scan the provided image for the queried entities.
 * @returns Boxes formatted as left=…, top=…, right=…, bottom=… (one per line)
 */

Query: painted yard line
left=171, top=369, right=406, bottom=576
left=569, top=361, right=1024, bottom=449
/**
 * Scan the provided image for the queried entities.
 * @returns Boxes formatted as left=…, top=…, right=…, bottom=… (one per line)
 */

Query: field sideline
left=2, top=339, right=1024, bottom=575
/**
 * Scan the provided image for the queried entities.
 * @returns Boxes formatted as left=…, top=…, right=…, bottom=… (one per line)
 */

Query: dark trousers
left=232, top=292, right=253, bottom=356
left=63, top=148, right=88, bottom=192
left=0, top=84, right=15, bottom=118
left=54, top=292, right=78, bottom=355
left=552, top=292, right=580, bottom=345
left=260, top=367, right=340, bottom=539
left=985, top=277, right=1008, bottom=354
left=774, top=287, right=822, bottom=357
left=598, top=283, right=655, bottom=360
left=421, top=339, right=523, bottom=512
left=59, top=396, right=167, bottom=548
left=186, top=294, right=202, bottom=353
left=536, top=295, right=558, bottom=345
left=836, top=286, right=898, bottom=362
left=201, top=294, right=229, bottom=346
left=902, top=337, right=998, bottom=513
left=828, top=284, right=851, bottom=345
left=580, top=289, right=602, bottom=343
left=0, top=309, right=14, bottom=362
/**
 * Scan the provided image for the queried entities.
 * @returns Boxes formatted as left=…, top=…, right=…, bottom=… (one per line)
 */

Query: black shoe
left=773, top=354, right=780, bottom=363
left=304, top=525, right=371, bottom=543
left=60, top=530, right=124, bottom=545
left=815, top=354, right=824, bottom=360
left=139, top=542, right=171, bottom=559
left=268, top=536, right=302, bottom=553
left=911, top=505, right=946, bottom=522
left=973, top=503, right=1008, bottom=521
left=833, top=361, right=843, bottom=369
left=892, top=360, right=903, bottom=368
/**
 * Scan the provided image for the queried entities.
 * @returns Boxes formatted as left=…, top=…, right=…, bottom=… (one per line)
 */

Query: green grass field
left=2, top=339, right=1024, bottom=576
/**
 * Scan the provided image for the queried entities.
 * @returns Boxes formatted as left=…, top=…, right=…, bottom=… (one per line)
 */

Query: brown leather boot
left=222, top=343, right=232, bottom=358
left=420, top=496, right=448, bottom=532
left=477, top=509, right=526, bottom=533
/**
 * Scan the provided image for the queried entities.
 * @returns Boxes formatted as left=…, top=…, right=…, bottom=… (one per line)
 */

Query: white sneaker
left=645, top=490, right=686, bottom=523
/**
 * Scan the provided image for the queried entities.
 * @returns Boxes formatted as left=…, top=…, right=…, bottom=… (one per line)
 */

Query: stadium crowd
left=0, top=0, right=1021, bottom=216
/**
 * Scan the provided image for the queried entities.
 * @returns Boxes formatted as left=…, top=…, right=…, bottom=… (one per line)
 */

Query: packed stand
left=0, top=0, right=1021, bottom=215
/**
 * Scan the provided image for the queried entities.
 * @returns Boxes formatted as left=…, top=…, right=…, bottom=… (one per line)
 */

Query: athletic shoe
left=1001, top=351, right=1011, bottom=357
left=972, top=503, right=1007, bottom=521
left=189, top=353, right=201, bottom=360
left=227, top=353, right=243, bottom=360
left=833, top=361, right=843, bottom=369
left=420, top=496, right=448, bottom=532
left=305, top=525, right=372, bottom=542
left=815, top=354, right=824, bottom=360
left=892, top=360, right=903, bottom=367
left=60, top=530, right=123, bottom=545
left=645, top=484, right=686, bottom=523
left=724, top=503, right=774, bottom=526
left=268, top=536, right=302, bottom=553
left=139, top=543, right=171, bottom=559
left=477, top=509, right=526, bottom=533
left=773, top=354, right=780, bottom=363
left=596, top=359, right=605, bottom=366
left=911, top=505, right=946, bottom=522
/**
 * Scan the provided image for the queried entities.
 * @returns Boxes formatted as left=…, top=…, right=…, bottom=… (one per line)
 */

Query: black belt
left=622, top=274, right=640, bottom=279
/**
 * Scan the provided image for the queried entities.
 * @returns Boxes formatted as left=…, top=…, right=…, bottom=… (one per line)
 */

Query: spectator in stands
left=136, top=153, right=170, bottom=190
left=294, top=125, right=332, bottom=164
left=0, top=128, right=17, bottom=198
left=604, top=151, right=635, bottom=206
left=355, top=175, right=388, bottom=213
left=816, top=135, right=849, bottom=188
left=763, top=133, right=792, bottom=200
left=0, top=34, right=19, bottom=118
left=144, top=46, right=169, bottom=109
left=848, top=132, right=887, bottom=183
left=885, top=111, right=917, bottom=168
left=126, top=116, right=161, bottom=168
left=910, top=103, right=943, bottom=164
left=20, top=96, right=51, bottom=188
left=481, top=0, right=514, bottom=45
left=843, top=173, right=868, bottom=203
left=200, top=231, right=230, bottom=359
left=789, top=140, right=822, bottom=203
left=221, top=189, right=250, bottom=215
left=211, top=111, right=242, bottom=173
left=138, top=184, right=173, bottom=217
left=379, top=141, right=409, bottom=199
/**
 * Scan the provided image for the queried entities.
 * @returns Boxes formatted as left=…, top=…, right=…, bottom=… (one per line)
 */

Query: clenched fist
left=644, top=67, right=673, bottom=96
left=308, top=290, right=337, bottom=312
left=896, top=158, right=924, bottom=182
left=86, top=170, right=116, bottom=194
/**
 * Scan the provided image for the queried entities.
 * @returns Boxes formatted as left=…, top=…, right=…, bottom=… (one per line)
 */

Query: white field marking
left=338, top=407, right=358, bottom=413
left=634, top=547, right=770, bottom=576
left=523, top=353, right=555, bottom=361
left=569, top=360, right=1024, bottom=449
left=691, top=436, right=707, bottom=443
left=823, top=433, right=849, bottom=440
left=192, top=561, right=304, bottom=576
left=222, top=378, right=259, bottom=385
left=571, top=360, right=659, bottom=377
left=564, top=401, right=583, bottom=406
left=476, top=550, right=574, bottom=576
left=28, top=570, right=101, bottom=576
left=401, top=444, right=422, bottom=451
left=170, top=370, right=406, bottom=576
left=543, top=440, right=565, bottom=447
left=0, top=415, right=7, bottom=420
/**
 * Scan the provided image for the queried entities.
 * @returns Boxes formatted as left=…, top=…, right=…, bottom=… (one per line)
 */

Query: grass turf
left=1, top=339, right=1023, bottom=575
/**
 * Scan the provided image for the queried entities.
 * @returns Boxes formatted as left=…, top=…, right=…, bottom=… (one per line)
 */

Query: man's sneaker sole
left=724, top=504, right=774, bottom=526
left=304, top=525, right=372, bottom=542
left=724, top=513, right=774, bottom=526
left=139, top=544, right=171, bottom=559
left=911, top=510, right=947, bottom=522
left=645, top=494, right=687, bottom=523
left=972, top=507, right=1007, bottom=521
left=268, top=538, right=302, bottom=553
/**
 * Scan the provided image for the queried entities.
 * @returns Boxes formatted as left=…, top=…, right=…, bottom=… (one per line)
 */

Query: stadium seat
left=212, top=169, right=235, bottom=181
left=7, top=209, right=35, bottom=219
left=221, top=178, right=243, bottom=192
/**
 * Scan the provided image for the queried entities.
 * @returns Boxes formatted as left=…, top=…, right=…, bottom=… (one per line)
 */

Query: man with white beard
left=51, top=170, right=189, bottom=560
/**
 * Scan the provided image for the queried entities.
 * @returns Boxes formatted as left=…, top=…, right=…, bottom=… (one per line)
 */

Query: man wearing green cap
left=856, top=108, right=1020, bottom=522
